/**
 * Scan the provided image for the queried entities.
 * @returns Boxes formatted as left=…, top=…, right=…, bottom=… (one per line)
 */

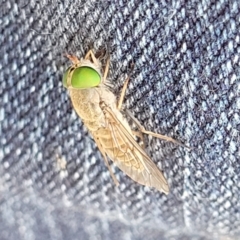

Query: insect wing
left=94, top=106, right=169, bottom=194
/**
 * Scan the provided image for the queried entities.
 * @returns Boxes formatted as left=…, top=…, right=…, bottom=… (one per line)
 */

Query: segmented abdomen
left=92, top=126, right=144, bottom=171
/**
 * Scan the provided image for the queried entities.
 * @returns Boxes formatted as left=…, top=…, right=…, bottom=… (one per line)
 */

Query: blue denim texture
left=1, top=0, right=240, bottom=239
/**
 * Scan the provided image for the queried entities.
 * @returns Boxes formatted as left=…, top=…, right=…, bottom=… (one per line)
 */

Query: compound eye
left=71, top=66, right=101, bottom=89
left=63, top=66, right=101, bottom=89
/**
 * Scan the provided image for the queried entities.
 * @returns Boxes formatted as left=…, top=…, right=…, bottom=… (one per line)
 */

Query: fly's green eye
left=72, top=67, right=101, bottom=88
left=63, top=66, right=101, bottom=89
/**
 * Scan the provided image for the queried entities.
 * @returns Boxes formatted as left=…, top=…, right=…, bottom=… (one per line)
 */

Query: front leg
left=117, top=76, right=130, bottom=110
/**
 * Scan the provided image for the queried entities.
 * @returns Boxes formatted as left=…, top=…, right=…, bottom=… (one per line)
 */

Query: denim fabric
left=1, top=0, right=239, bottom=239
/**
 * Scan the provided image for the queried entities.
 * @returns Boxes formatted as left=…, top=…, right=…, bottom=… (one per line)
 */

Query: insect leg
left=94, top=137, right=120, bottom=186
left=102, top=151, right=120, bottom=186
left=117, top=76, right=130, bottom=110
left=117, top=62, right=135, bottom=110
left=131, top=130, right=146, bottom=150
left=84, top=49, right=93, bottom=59
left=125, top=109, right=188, bottom=148
left=84, top=49, right=99, bottom=65
left=103, top=57, right=110, bottom=84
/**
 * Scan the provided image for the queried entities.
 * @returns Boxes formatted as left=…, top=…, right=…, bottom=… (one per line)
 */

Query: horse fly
left=63, top=50, right=182, bottom=194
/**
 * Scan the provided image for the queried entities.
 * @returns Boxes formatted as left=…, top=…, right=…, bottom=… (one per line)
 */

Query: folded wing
left=92, top=106, right=169, bottom=194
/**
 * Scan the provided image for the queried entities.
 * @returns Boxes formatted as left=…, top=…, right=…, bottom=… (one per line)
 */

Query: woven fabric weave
left=1, top=0, right=240, bottom=239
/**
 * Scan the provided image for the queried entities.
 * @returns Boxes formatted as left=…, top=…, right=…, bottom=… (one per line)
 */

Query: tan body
left=65, top=51, right=175, bottom=194
left=70, top=86, right=144, bottom=171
